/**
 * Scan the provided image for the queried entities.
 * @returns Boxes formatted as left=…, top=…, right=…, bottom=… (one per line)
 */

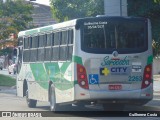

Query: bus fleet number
left=128, top=76, right=142, bottom=81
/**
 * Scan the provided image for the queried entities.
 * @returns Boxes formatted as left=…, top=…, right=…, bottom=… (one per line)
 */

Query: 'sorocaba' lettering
left=101, top=56, right=129, bottom=66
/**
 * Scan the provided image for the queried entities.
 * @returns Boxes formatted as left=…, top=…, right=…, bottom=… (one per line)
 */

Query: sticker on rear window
left=100, top=68, right=110, bottom=76
left=132, top=62, right=142, bottom=72
left=89, top=74, right=99, bottom=84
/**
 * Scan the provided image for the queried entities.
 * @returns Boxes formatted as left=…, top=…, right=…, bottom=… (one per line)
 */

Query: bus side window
left=24, top=38, right=29, bottom=49
left=29, top=36, right=38, bottom=62
left=45, top=33, right=53, bottom=61
left=68, top=30, right=73, bottom=44
left=31, top=36, right=38, bottom=48
left=30, top=49, right=38, bottom=62
left=39, top=34, right=46, bottom=47
left=46, top=33, right=52, bottom=46
left=37, top=35, right=44, bottom=62
left=52, top=32, right=60, bottom=61
left=23, top=50, right=30, bottom=62
left=60, top=31, right=68, bottom=61
left=68, top=29, right=73, bottom=61
left=52, top=33, right=54, bottom=46
left=23, top=37, right=31, bottom=62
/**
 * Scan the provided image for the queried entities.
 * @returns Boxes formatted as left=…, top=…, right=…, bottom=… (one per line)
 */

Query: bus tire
left=26, top=90, right=37, bottom=108
left=49, top=84, right=59, bottom=112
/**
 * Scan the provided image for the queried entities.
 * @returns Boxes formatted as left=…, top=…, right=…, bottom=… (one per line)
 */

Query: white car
left=8, top=64, right=17, bottom=74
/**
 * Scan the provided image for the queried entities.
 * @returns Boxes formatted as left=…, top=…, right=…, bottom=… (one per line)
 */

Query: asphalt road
left=0, top=90, right=160, bottom=120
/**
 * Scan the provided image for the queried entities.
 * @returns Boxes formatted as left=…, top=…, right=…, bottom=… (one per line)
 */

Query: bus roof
left=18, top=16, right=147, bottom=37
left=18, top=19, right=77, bottom=37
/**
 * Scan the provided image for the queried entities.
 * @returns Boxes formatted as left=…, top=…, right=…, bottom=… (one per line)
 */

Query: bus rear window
left=81, top=19, right=148, bottom=54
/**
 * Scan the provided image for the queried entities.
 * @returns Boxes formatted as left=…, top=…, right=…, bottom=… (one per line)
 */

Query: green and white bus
left=17, top=16, right=153, bottom=111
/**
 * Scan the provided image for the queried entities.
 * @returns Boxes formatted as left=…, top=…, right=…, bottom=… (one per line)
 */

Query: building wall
left=31, top=3, right=56, bottom=27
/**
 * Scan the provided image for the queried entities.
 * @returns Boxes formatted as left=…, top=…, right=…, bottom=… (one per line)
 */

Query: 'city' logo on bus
left=110, top=67, right=130, bottom=75
left=100, top=68, right=110, bottom=76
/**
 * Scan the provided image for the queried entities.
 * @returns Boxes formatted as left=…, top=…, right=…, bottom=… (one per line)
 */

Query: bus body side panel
left=53, top=62, right=75, bottom=104
left=24, top=63, right=48, bottom=101
left=17, top=64, right=26, bottom=97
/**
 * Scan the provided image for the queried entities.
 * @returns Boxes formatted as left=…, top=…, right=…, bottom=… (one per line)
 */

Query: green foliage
left=0, top=0, right=33, bottom=40
left=0, top=74, right=16, bottom=87
left=152, top=40, right=160, bottom=57
left=0, top=47, right=13, bottom=56
left=128, top=0, right=160, bottom=57
left=154, top=0, right=160, bottom=3
left=50, top=0, right=104, bottom=22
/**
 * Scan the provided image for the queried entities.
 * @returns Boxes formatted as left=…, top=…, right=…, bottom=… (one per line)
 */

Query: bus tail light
left=141, top=64, right=152, bottom=89
left=77, top=64, right=89, bottom=89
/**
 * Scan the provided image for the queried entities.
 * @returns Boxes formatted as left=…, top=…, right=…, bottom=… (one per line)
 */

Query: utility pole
left=104, top=0, right=127, bottom=16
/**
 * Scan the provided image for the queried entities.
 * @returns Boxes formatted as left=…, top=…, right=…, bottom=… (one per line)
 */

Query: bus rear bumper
left=75, top=84, right=153, bottom=104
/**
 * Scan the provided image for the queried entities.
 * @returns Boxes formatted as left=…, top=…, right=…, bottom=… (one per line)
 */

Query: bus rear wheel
left=26, top=90, right=37, bottom=108
left=49, top=84, right=60, bottom=111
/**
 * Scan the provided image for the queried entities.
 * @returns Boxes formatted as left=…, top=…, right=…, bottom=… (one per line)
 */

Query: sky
left=32, top=0, right=50, bottom=6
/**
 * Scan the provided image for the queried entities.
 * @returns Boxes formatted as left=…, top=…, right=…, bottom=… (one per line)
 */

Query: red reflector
left=80, top=74, right=85, bottom=79
left=145, top=74, right=150, bottom=78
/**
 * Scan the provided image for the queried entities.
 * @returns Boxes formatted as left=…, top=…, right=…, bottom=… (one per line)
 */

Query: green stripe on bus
left=25, top=29, right=38, bottom=36
left=61, top=62, right=71, bottom=74
left=147, top=55, right=153, bottom=65
left=40, top=26, right=53, bottom=32
left=30, top=62, right=76, bottom=91
left=30, top=63, right=49, bottom=89
left=44, top=62, right=75, bottom=91
left=72, top=56, right=83, bottom=65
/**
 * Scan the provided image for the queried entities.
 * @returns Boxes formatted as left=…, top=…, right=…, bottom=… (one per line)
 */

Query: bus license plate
left=109, top=85, right=122, bottom=90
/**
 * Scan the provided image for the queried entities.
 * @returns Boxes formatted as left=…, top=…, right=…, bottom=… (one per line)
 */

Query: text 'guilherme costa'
left=129, top=112, right=157, bottom=117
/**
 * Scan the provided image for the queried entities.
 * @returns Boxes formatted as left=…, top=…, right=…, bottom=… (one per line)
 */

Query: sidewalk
left=153, top=75, right=160, bottom=95
left=0, top=86, right=16, bottom=95
left=0, top=86, right=16, bottom=91
left=153, top=75, right=160, bottom=81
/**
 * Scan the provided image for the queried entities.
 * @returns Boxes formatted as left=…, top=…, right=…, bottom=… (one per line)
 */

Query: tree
left=128, top=0, right=160, bottom=57
left=0, top=0, right=34, bottom=57
left=0, top=0, right=33, bottom=40
left=154, top=0, right=160, bottom=3
left=50, top=0, right=104, bottom=22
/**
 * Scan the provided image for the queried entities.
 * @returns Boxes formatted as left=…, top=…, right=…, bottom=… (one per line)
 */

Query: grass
left=0, top=74, right=16, bottom=86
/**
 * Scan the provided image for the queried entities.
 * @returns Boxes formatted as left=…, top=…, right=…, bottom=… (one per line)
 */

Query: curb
left=0, top=86, right=16, bottom=91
